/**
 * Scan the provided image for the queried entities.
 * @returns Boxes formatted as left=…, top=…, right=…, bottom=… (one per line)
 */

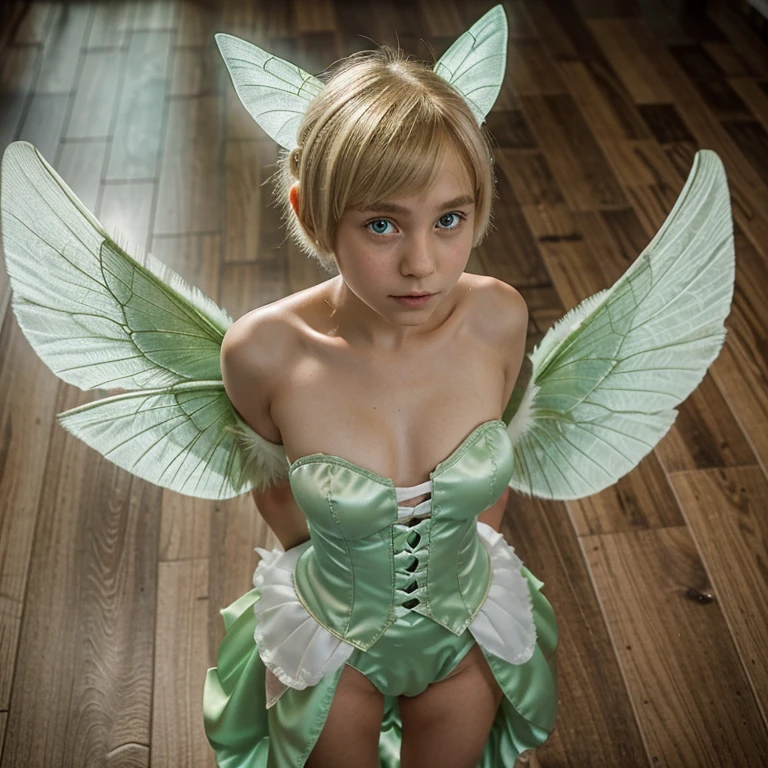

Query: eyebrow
left=354, top=194, right=476, bottom=215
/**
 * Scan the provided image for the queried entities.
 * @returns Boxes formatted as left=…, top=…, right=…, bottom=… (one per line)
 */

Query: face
left=330, top=148, right=476, bottom=328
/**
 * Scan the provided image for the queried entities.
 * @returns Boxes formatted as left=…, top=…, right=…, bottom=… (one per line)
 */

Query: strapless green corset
left=287, top=419, right=514, bottom=650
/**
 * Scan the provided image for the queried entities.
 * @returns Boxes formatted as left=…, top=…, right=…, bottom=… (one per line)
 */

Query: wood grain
left=155, top=95, right=222, bottom=235
left=1, top=380, right=161, bottom=767
left=65, top=50, right=124, bottom=140
left=152, top=559, right=216, bottom=767
left=107, top=31, right=174, bottom=181
left=503, top=494, right=648, bottom=767
left=584, top=525, right=768, bottom=765
left=1, top=2, right=767, bottom=765
left=520, top=93, right=628, bottom=210
left=669, top=466, right=768, bottom=727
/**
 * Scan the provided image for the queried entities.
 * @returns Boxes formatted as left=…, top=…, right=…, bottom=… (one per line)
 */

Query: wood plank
left=0, top=46, right=39, bottom=162
left=1, top=380, right=161, bottom=767
left=728, top=77, right=768, bottom=133
left=485, top=109, right=534, bottom=148
left=525, top=0, right=605, bottom=61
left=159, top=493, right=214, bottom=562
left=86, top=1, right=135, bottom=49
left=298, top=31, right=340, bottom=76
left=655, top=373, right=757, bottom=473
left=225, top=85, right=262, bottom=141
left=65, top=50, right=124, bottom=140
left=568, top=451, right=685, bottom=535
left=557, top=58, right=652, bottom=141
left=177, top=0, right=220, bottom=47
left=668, top=45, right=751, bottom=120
left=707, top=5, right=768, bottom=78
left=152, top=559, right=216, bottom=767
left=637, top=103, right=695, bottom=144
left=520, top=93, right=628, bottom=210
left=34, top=2, right=91, bottom=94
left=170, top=45, right=222, bottom=98
left=130, top=0, right=180, bottom=31
left=721, top=119, right=768, bottom=189
left=155, top=95, right=222, bottom=235
left=569, top=0, right=639, bottom=18
left=587, top=18, right=674, bottom=104
left=495, top=149, right=564, bottom=207
left=107, top=31, right=174, bottom=181
left=225, top=141, right=267, bottom=264
left=502, top=494, right=648, bottom=766
left=664, top=138, right=768, bottom=272
left=12, top=1, right=55, bottom=45
left=506, top=40, right=566, bottom=96
left=292, top=0, right=337, bottom=34
left=220, top=260, right=288, bottom=319
left=708, top=233, right=768, bottom=478
left=477, top=161, right=550, bottom=287
left=208, top=494, right=279, bottom=657
left=597, top=138, right=681, bottom=233
left=100, top=181, right=156, bottom=255
left=703, top=42, right=755, bottom=76
left=669, top=465, right=768, bottom=726
left=16, top=92, right=69, bottom=164
left=57, top=139, right=109, bottom=211
left=580, top=207, right=648, bottom=285
left=584, top=525, right=768, bottom=765
left=286, top=240, right=332, bottom=294
left=0, top=318, right=61, bottom=709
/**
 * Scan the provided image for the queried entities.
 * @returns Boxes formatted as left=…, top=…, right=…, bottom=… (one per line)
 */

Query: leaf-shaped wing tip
left=433, top=4, right=508, bottom=124
left=215, top=32, right=324, bottom=150
left=504, top=148, right=735, bottom=500
left=1, top=141, right=233, bottom=392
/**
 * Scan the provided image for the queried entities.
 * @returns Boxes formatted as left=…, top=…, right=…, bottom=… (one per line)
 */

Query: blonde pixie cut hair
left=277, top=47, right=496, bottom=271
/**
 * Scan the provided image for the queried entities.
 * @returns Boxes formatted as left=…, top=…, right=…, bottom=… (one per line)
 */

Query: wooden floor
left=1, top=0, right=767, bottom=766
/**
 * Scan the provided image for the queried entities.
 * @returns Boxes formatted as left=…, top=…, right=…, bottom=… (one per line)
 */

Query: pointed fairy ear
left=433, top=5, right=508, bottom=125
left=215, top=33, right=325, bottom=150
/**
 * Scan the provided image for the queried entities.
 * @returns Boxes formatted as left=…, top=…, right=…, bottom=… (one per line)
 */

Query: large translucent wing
left=505, top=150, right=735, bottom=500
left=1, top=141, right=232, bottom=391
left=216, top=33, right=324, bottom=150
left=433, top=5, right=507, bottom=124
left=1, top=141, right=288, bottom=498
left=57, top=388, right=289, bottom=500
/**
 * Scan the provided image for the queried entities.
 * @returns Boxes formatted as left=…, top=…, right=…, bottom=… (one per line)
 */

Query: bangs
left=277, top=48, right=495, bottom=270
left=344, top=116, right=474, bottom=214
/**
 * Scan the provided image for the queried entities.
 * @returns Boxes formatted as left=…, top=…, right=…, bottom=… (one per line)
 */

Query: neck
left=326, top=276, right=457, bottom=352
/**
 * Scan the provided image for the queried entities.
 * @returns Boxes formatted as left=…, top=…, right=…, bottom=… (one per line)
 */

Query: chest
left=271, top=333, right=507, bottom=486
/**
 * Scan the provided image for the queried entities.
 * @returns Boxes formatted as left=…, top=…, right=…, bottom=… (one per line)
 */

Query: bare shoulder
left=461, top=274, right=528, bottom=344
left=220, top=297, right=308, bottom=444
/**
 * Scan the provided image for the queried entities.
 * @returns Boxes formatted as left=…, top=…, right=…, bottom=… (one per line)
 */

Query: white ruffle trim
left=469, top=521, right=537, bottom=665
left=252, top=543, right=353, bottom=708
left=252, top=522, right=538, bottom=708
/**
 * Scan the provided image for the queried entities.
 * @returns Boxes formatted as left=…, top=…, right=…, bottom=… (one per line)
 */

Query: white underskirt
left=252, top=521, right=537, bottom=708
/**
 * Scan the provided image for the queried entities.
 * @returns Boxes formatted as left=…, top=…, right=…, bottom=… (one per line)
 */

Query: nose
left=400, top=231, right=436, bottom=278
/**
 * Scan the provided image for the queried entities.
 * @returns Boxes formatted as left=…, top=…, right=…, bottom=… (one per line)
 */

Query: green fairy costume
left=0, top=6, right=734, bottom=766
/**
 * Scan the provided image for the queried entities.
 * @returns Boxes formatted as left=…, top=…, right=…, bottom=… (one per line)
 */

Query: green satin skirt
left=203, top=565, right=558, bottom=767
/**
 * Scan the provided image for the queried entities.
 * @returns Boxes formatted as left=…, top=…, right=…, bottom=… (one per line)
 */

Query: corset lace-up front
left=392, top=480, right=432, bottom=617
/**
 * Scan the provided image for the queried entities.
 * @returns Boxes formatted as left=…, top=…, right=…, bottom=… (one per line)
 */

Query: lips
left=392, top=293, right=433, bottom=298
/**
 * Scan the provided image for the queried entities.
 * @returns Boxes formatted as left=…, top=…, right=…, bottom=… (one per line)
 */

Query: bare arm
left=477, top=280, right=528, bottom=532
left=221, top=316, right=310, bottom=551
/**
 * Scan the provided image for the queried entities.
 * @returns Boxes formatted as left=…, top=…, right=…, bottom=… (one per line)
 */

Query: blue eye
left=366, top=219, right=395, bottom=236
left=437, top=213, right=463, bottom=229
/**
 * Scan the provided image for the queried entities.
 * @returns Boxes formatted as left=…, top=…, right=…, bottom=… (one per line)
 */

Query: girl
left=204, top=40, right=558, bottom=768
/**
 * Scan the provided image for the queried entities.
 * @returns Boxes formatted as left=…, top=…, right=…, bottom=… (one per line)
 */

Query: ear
left=289, top=183, right=300, bottom=216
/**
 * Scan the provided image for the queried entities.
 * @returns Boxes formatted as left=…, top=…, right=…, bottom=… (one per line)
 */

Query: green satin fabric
left=290, top=421, right=514, bottom=647
left=203, top=566, right=558, bottom=767
left=203, top=421, right=559, bottom=766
